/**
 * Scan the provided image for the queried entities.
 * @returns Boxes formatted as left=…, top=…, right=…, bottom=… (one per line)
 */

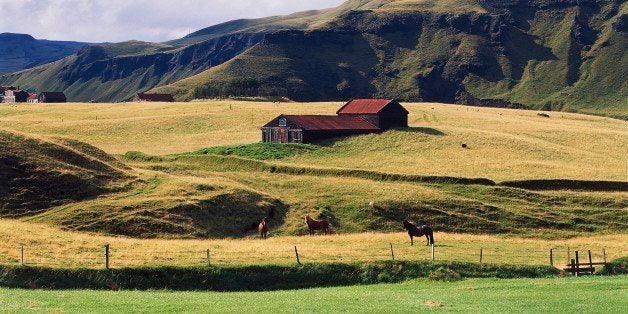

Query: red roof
left=337, top=99, right=396, bottom=115
left=278, top=115, right=379, bottom=131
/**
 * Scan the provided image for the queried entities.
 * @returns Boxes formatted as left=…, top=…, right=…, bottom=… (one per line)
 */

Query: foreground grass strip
left=0, top=276, right=625, bottom=313
left=0, top=261, right=558, bottom=291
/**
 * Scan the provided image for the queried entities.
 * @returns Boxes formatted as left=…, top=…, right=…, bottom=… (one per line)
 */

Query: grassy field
left=0, top=219, right=624, bottom=268
left=0, top=101, right=626, bottom=240
left=0, top=101, right=626, bottom=181
left=1, top=276, right=626, bottom=312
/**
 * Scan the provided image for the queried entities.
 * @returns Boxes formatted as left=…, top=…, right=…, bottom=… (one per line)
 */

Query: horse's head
left=402, top=220, right=412, bottom=230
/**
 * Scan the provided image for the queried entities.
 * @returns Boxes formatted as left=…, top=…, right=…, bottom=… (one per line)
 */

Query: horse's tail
left=428, top=229, right=435, bottom=245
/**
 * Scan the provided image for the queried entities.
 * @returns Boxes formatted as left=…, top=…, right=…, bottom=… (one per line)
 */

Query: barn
left=337, top=99, right=409, bottom=130
left=38, top=92, right=67, bottom=103
left=261, top=99, right=408, bottom=144
left=134, top=93, right=175, bottom=102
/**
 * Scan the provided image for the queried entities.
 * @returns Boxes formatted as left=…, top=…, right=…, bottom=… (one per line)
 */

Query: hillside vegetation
left=0, top=101, right=625, bottom=240
left=156, top=0, right=628, bottom=118
left=0, top=0, right=625, bottom=117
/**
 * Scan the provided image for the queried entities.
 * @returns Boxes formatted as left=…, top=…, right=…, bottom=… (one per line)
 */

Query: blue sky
left=0, top=0, right=344, bottom=43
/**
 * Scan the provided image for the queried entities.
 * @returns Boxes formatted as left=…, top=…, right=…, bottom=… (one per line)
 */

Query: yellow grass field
left=0, top=100, right=626, bottom=267
left=0, top=219, right=624, bottom=269
left=0, top=101, right=626, bottom=181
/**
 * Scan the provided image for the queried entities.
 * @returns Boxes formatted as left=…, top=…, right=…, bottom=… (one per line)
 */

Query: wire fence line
left=0, top=242, right=611, bottom=270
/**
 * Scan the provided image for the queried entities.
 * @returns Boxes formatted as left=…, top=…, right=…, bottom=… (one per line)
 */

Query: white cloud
left=0, top=0, right=344, bottom=42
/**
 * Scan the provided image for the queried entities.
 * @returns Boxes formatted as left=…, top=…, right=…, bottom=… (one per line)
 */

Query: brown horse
left=305, top=215, right=330, bottom=235
left=258, top=217, right=269, bottom=239
left=403, top=220, right=434, bottom=246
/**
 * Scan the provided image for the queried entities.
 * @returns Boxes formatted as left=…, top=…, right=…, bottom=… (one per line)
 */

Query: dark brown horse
left=258, top=217, right=269, bottom=239
left=305, top=215, right=330, bottom=235
left=403, top=220, right=434, bottom=246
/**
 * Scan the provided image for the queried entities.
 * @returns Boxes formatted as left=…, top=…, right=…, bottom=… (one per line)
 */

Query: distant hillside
left=1, top=0, right=626, bottom=117
left=156, top=0, right=628, bottom=118
left=0, top=33, right=88, bottom=74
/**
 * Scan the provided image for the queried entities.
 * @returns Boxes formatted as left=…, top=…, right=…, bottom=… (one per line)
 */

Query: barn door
left=278, top=128, right=288, bottom=143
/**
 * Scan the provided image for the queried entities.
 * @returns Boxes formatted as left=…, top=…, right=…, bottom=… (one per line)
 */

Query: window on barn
left=279, top=118, right=287, bottom=127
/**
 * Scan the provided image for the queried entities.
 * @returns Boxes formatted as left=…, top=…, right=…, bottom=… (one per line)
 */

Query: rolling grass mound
left=0, top=130, right=134, bottom=217
left=28, top=175, right=288, bottom=238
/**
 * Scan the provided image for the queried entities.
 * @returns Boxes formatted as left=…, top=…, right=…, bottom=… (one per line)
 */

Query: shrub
left=429, top=267, right=462, bottom=282
left=599, top=257, right=628, bottom=275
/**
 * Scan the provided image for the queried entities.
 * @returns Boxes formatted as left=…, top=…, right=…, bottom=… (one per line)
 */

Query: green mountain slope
left=0, top=33, right=88, bottom=74
left=156, top=0, right=627, bottom=118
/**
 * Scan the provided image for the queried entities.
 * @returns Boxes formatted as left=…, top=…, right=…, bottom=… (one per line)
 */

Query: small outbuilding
left=134, top=93, right=175, bottom=102
left=261, top=99, right=408, bottom=144
left=38, top=92, right=67, bottom=103
left=27, top=93, right=38, bottom=103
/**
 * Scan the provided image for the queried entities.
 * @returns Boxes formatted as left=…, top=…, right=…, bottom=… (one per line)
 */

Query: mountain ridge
left=0, top=33, right=90, bottom=74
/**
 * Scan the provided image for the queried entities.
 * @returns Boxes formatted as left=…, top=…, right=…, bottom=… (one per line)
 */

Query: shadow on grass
left=399, top=127, right=446, bottom=136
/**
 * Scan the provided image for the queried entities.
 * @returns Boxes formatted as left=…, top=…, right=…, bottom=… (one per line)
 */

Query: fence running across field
left=0, top=242, right=610, bottom=270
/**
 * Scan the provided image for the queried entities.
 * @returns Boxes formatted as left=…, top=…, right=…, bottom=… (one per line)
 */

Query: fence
left=2, top=242, right=611, bottom=272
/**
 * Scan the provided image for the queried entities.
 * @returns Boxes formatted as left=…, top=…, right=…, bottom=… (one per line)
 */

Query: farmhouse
left=134, top=93, right=175, bottom=102
left=38, top=92, right=67, bottom=103
left=27, top=93, right=38, bottom=103
left=3, top=89, right=29, bottom=103
left=261, top=99, right=408, bottom=143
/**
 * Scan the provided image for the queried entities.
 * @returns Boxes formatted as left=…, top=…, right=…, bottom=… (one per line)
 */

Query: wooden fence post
left=20, top=245, right=24, bottom=266
left=104, top=244, right=110, bottom=270
left=294, top=246, right=301, bottom=265
left=549, top=248, right=553, bottom=266
left=570, top=259, right=576, bottom=276
left=567, top=246, right=570, bottom=264
left=588, top=250, right=593, bottom=275
left=575, top=251, right=580, bottom=277
left=390, top=243, right=395, bottom=261
left=431, top=244, right=435, bottom=261
left=206, top=249, right=211, bottom=266
left=479, top=247, right=483, bottom=264
left=603, top=248, right=607, bottom=264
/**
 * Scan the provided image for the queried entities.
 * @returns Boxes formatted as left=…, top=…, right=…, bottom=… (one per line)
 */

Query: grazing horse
left=258, top=217, right=269, bottom=239
left=403, top=220, right=434, bottom=246
left=305, top=215, right=330, bottom=235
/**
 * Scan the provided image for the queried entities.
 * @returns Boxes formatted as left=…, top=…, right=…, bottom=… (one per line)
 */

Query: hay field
left=0, top=101, right=626, bottom=181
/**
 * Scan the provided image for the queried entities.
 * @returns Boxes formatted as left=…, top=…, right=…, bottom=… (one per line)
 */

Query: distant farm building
left=0, top=86, right=16, bottom=102
left=38, top=92, right=67, bottom=103
left=3, top=89, right=29, bottom=103
left=27, top=93, right=38, bottom=103
left=134, top=93, right=175, bottom=102
left=261, top=99, right=409, bottom=144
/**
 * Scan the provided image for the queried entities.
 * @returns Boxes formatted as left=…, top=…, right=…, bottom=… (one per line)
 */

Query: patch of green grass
left=0, top=276, right=625, bottom=312
left=187, top=143, right=320, bottom=160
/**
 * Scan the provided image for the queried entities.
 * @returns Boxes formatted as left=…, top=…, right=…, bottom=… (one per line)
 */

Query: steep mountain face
left=0, top=33, right=88, bottom=74
left=157, top=0, right=627, bottom=118
left=0, top=34, right=264, bottom=102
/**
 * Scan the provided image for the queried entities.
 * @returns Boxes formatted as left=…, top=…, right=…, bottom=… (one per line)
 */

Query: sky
left=0, top=0, right=344, bottom=43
